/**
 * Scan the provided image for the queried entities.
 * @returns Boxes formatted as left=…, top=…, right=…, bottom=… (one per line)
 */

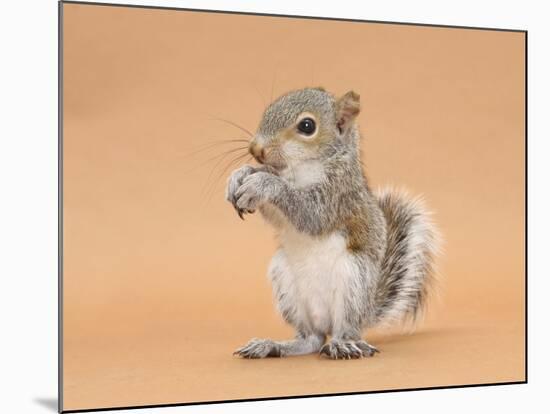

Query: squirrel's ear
left=336, top=91, right=360, bottom=134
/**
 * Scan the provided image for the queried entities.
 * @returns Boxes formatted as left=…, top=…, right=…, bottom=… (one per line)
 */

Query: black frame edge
left=60, top=0, right=527, bottom=33
left=524, top=30, right=529, bottom=383
left=61, top=381, right=528, bottom=413
left=58, top=1, right=64, bottom=413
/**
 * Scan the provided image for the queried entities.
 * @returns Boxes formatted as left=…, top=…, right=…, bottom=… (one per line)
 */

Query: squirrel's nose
left=249, top=142, right=265, bottom=164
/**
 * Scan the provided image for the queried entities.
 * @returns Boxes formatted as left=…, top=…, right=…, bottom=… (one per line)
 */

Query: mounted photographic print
left=59, top=1, right=526, bottom=412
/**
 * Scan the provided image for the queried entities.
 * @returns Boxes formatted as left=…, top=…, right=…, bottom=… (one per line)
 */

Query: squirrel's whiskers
left=202, top=151, right=251, bottom=202
left=180, top=139, right=249, bottom=176
left=211, top=117, right=254, bottom=137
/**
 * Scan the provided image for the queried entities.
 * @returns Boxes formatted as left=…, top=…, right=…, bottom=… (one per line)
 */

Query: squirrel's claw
left=237, top=208, right=245, bottom=220
left=235, top=207, right=255, bottom=220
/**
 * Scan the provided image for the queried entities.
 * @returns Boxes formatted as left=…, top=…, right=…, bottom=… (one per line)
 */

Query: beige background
left=62, top=3, right=526, bottom=411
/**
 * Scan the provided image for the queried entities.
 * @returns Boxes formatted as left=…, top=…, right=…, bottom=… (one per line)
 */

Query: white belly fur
left=276, top=226, right=359, bottom=335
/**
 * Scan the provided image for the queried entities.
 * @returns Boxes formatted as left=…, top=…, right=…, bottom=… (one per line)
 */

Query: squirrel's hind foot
left=319, top=339, right=379, bottom=360
left=233, top=338, right=281, bottom=359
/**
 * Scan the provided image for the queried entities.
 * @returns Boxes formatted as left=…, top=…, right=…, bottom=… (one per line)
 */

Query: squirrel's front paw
left=234, top=172, right=281, bottom=216
left=225, top=165, right=257, bottom=219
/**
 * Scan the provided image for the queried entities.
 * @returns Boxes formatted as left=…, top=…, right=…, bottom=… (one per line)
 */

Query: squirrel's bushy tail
left=374, top=188, right=440, bottom=327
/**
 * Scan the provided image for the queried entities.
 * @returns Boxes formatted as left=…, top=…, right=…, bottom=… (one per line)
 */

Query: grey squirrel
left=225, top=87, right=439, bottom=359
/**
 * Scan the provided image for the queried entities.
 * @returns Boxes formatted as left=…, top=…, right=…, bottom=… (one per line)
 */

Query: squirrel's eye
left=297, top=118, right=316, bottom=136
